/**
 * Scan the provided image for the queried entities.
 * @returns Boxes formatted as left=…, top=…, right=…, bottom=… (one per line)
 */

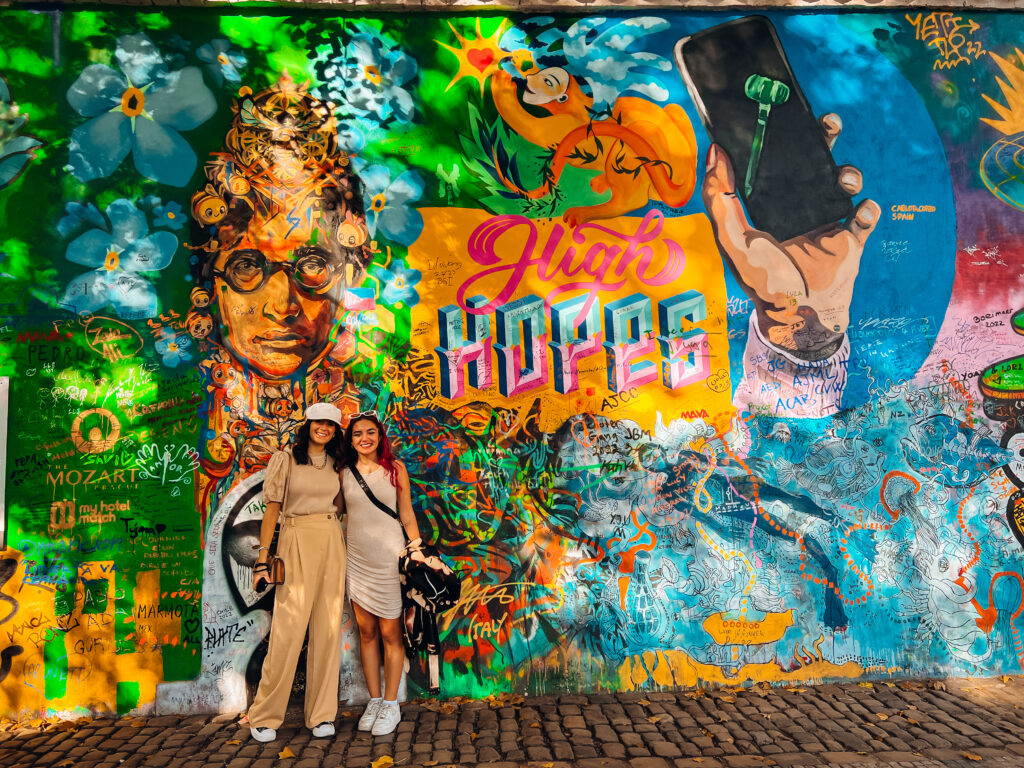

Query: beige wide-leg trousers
left=248, top=513, right=346, bottom=729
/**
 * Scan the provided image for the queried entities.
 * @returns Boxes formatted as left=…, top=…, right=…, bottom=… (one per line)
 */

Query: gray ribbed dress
left=342, top=466, right=404, bottom=619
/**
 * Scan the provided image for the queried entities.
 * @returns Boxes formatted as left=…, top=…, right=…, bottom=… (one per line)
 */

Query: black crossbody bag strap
left=350, top=465, right=406, bottom=539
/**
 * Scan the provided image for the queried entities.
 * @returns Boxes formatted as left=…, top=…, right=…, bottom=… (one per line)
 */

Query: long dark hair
left=344, top=414, right=400, bottom=490
left=293, top=420, right=344, bottom=470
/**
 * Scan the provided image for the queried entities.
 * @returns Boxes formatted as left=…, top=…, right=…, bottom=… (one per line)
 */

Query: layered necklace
left=309, top=450, right=328, bottom=470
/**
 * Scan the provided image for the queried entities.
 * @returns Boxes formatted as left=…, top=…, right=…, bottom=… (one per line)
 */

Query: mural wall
left=0, top=7, right=1022, bottom=718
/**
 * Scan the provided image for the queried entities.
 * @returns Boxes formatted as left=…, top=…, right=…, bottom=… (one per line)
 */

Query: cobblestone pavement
left=2, top=678, right=1024, bottom=768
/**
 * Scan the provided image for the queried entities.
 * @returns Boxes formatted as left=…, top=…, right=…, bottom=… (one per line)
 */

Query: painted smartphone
left=675, top=16, right=854, bottom=242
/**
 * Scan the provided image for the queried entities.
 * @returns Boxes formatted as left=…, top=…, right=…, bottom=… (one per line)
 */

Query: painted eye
left=295, top=255, right=331, bottom=289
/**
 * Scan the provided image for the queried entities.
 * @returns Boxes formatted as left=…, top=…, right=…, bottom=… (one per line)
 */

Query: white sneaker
left=250, top=726, right=277, bottom=742
left=358, top=698, right=383, bottom=732
left=311, top=721, right=335, bottom=738
left=371, top=701, right=401, bottom=736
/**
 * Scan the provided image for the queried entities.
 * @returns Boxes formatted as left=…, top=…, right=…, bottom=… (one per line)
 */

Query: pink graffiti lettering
left=458, top=210, right=686, bottom=316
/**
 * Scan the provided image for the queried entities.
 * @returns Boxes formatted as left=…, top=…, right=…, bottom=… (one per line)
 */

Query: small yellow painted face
left=187, top=311, right=214, bottom=339
left=190, top=287, right=212, bottom=309
left=336, top=217, right=368, bottom=248
left=194, top=193, right=228, bottom=226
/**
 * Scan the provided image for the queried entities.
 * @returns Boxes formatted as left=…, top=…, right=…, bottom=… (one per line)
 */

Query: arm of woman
left=253, top=501, right=280, bottom=590
left=254, top=451, right=289, bottom=590
left=396, top=462, right=421, bottom=543
left=333, top=467, right=346, bottom=518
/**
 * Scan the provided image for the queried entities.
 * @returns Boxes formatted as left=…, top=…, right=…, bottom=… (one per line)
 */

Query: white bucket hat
left=305, top=402, right=343, bottom=426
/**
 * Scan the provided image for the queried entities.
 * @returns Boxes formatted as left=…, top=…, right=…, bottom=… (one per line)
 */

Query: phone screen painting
left=676, top=16, right=853, bottom=242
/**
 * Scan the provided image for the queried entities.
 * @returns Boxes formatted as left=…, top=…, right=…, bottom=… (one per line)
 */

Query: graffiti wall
left=0, top=6, right=1022, bottom=717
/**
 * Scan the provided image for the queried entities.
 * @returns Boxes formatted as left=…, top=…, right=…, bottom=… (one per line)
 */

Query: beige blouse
left=263, top=450, right=340, bottom=516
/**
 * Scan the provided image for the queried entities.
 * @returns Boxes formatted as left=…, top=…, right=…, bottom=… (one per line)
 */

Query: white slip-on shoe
left=250, top=726, right=277, bottom=742
left=358, top=698, right=383, bottom=732
left=371, top=701, right=401, bottom=736
left=311, top=721, right=335, bottom=738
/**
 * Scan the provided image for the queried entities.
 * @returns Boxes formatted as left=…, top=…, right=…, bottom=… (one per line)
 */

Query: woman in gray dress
left=341, top=412, right=420, bottom=736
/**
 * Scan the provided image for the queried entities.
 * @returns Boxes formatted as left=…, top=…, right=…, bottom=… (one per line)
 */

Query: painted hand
left=702, top=114, right=881, bottom=362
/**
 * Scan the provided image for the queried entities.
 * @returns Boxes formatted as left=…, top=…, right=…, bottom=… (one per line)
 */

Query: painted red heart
left=467, top=48, right=494, bottom=72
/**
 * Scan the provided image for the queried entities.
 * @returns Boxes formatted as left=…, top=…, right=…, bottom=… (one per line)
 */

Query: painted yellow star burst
left=982, top=49, right=1024, bottom=135
left=436, top=19, right=509, bottom=97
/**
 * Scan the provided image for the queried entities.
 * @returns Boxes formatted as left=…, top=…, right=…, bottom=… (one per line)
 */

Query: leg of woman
left=352, top=600, right=384, bottom=732
left=248, top=525, right=313, bottom=733
left=371, top=616, right=405, bottom=736
left=304, top=522, right=346, bottom=731
left=352, top=600, right=383, bottom=698
left=380, top=616, right=405, bottom=701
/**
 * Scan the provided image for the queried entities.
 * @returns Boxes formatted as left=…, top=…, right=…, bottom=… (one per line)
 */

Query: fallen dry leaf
left=542, top=763, right=554, bottom=768
left=423, top=762, right=438, bottom=767
left=719, top=695, right=736, bottom=702
left=278, top=746, right=295, bottom=759
left=647, top=715, right=667, bottom=723
left=1002, top=675, right=1012, bottom=683
left=130, top=720, right=146, bottom=728
left=638, top=699, right=651, bottom=706
left=907, top=718, right=919, bottom=725
left=226, top=740, right=241, bottom=745
left=963, top=753, right=982, bottom=761
left=858, top=682, right=874, bottom=689
left=370, top=757, right=393, bottom=768
left=56, top=761, right=75, bottom=768
left=876, top=713, right=888, bottom=720
left=529, top=722, right=541, bottom=728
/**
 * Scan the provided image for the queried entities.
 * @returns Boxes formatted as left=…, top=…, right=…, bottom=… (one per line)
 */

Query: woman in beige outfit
left=248, top=402, right=347, bottom=742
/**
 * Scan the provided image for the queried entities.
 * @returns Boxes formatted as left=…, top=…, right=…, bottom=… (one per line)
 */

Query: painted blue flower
left=361, top=164, right=424, bottom=246
left=314, top=23, right=417, bottom=125
left=66, top=33, right=217, bottom=186
left=376, top=259, right=421, bottom=307
left=155, top=327, right=193, bottom=367
left=0, top=75, right=43, bottom=189
left=57, top=202, right=105, bottom=238
left=337, top=120, right=367, bottom=155
left=153, top=201, right=186, bottom=230
left=62, top=199, right=177, bottom=319
left=196, top=39, right=247, bottom=86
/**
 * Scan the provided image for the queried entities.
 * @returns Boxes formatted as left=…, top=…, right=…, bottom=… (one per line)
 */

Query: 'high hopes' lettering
left=457, top=210, right=686, bottom=315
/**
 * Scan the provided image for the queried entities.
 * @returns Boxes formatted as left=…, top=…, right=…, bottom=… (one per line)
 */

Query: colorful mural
left=0, top=7, right=1022, bottom=718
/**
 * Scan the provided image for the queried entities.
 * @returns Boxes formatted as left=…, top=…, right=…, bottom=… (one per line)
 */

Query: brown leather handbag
left=266, top=553, right=286, bottom=585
